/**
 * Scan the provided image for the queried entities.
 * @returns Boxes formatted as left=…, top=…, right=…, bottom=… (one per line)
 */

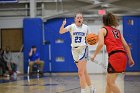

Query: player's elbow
left=59, top=29, right=64, bottom=34
left=124, top=44, right=130, bottom=50
left=98, top=43, right=104, bottom=48
left=59, top=30, right=63, bottom=34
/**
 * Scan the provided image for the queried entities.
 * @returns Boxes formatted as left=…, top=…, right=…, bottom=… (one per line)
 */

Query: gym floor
left=0, top=73, right=139, bottom=93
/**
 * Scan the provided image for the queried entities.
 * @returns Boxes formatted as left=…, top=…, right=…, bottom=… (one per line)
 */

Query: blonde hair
left=75, top=12, right=83, bottom=18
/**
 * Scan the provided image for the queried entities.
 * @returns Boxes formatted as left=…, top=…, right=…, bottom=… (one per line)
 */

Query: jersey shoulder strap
left=69, top=24, right=75, bottom=33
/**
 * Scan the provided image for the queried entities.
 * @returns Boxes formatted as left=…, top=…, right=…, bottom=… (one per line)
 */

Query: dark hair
left=103, top=12, right=119, bottom=27
left=0, top=48, right=4, bottom=55
left=32, top=45, right=36, bottom=48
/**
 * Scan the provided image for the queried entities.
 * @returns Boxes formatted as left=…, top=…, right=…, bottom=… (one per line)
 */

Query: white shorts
left=72, top=46, right=88, bottom=62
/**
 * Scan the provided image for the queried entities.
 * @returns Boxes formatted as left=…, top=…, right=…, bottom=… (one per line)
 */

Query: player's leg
left=76, top=61, right=87, bottom=93
left=106, top=73, right=120, bottom=93
left=72, top=46, right=89, bottom=93
left=106, top=63, right=120, bottom=93
left=106, top=52, right=127, bottom=93
left=84, top=62, right=91, bottom=86
left=105, top=83, right=112, bottom=93
left=83, top=59, right=96, bottom=93
left=83, top=46, right=91, bottom=86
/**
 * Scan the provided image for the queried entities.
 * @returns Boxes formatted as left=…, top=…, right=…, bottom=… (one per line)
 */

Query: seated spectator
left=0, top=48, right=7, bottom=76
left=3, top=47, right=17, bottom=75
left=28, top=45, right=44, bottom=75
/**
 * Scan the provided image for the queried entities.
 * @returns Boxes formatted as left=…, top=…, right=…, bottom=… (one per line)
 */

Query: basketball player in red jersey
left=91, top=12, right=134, bottom=93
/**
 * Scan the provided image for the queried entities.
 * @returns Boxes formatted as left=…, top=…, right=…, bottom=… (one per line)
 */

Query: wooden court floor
left=0, top=73, right=140, bottom=93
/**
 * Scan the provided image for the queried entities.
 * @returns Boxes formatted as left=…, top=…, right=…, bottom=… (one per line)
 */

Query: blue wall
left=23, top=17, right=140, bottom=73
left=123, top=16, right=140, bottom=72
left=23, top=18, right=49, bottom=73
left=23, top=18, right=77, bottom=73
left=44, top=18, right=77, bottom=72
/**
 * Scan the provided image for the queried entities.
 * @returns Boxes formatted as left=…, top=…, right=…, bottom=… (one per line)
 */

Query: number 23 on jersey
left=75, top=36, right=82, bottom=43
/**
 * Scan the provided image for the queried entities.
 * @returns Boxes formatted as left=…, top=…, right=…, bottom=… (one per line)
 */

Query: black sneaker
left=39, top=71, right=44, bottom=76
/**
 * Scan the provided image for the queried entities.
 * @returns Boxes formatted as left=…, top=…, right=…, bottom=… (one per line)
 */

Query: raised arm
left=121, top=35, right=134, bottom=67
left=59, top=19, right=68, bottom=34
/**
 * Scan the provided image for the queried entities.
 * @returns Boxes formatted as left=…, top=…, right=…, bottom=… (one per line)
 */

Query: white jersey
left=65, top=24, right=88, bottom=47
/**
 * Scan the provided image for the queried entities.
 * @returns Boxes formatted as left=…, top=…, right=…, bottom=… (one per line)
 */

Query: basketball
left=86, top=33, right=98, bottom=45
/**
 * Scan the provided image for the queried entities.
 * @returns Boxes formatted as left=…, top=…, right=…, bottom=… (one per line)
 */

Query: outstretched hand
left=129, top=59, right=135, bottom=67
left=90, top=55, right=95, bottom=62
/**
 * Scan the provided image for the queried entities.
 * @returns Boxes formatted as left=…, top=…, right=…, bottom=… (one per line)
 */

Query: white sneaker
left=81, top=89, right=87, bottom=93
left=90, top=88, right=96, bottom=93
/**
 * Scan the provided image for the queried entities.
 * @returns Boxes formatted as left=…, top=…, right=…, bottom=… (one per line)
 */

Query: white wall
left=86, top=21, right=106, bottom=73
left=0, top=17, right=23, bottom=29
left=11, top=52, right=23, bottom=73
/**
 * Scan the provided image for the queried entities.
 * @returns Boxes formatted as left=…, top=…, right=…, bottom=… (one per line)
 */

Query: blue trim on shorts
left=79, top=47, right=87, bottom=60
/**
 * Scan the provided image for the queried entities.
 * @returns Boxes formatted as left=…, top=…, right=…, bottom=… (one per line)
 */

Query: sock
left=89, top=85, right=93, bottom=89
left=81, top=88, right=87, bottom=93
left=89, top=85, right=96, bottom=93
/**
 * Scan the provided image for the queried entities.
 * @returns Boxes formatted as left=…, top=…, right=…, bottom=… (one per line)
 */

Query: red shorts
left=108, top=52, right=127, bottom=73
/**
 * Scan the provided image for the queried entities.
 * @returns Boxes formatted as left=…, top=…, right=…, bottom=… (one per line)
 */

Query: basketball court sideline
left=0, top=73, right=140, bottom=93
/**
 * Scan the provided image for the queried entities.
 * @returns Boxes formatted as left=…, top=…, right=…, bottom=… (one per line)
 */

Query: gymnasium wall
left=23, top=18, right=125, bottom=73
left=123, top=16, right=140, bottom=72
left=0, top=18, right=23, bottom=29
left=2, top=16, right=140, bottom=73
left=23, top=18, right=78, bottom=73
left=88, top=18, right=140, bottom=73
left=44, top=18, right=78, bottom=72
left=87, top=22, right=107, bottom=73
left=23, top=18, right=49, bottom=73
left=23, top=17, right=109, bottom=73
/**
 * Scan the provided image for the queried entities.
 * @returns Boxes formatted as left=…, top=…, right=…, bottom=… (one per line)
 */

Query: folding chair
left=27, top=59, right=39, bottom=75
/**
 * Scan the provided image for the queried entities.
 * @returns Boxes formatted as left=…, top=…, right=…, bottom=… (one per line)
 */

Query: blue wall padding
left=44, top=18, right=78, bottom=72
left=23, top=18, right=77, bottom=73
left=23, top=16, right=140, bottom=73
left=123, top=16, right=140, bottom=72
left=23, top=18, right=49, bottom=73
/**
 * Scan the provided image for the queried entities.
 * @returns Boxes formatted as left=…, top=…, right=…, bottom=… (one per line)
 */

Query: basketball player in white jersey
left=59, top=12, right=96, bottom=93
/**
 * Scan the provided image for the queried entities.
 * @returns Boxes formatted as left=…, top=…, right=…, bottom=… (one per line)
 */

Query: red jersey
left=103, top=26, right=125, bottom=54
